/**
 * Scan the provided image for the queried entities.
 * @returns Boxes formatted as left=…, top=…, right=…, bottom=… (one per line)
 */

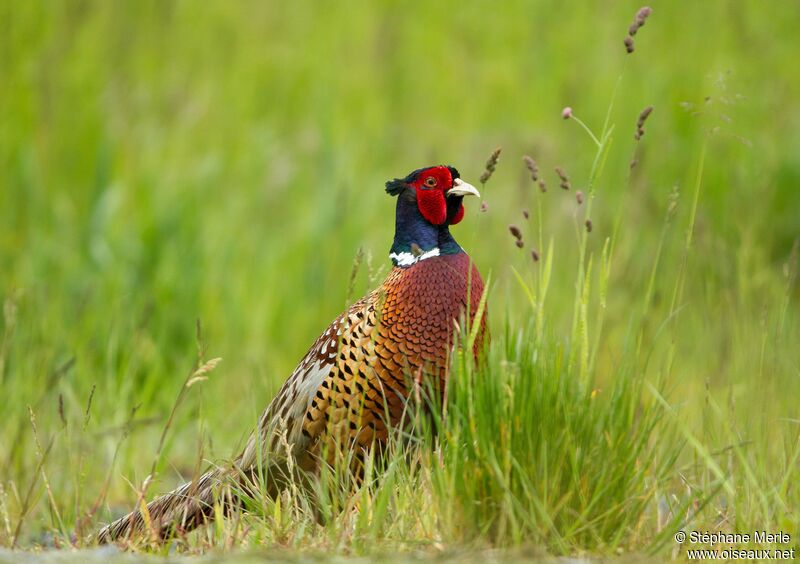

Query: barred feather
left=98, top=253, right=486, bottom=543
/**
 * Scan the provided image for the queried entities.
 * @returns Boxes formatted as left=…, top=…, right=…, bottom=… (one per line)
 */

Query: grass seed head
left=531, top=249, right=540, bottom=262
left=628, top=6, right=652, bottom=36
left=538, top=179, right=547, bottom=193
left=585, top=219, right=593, bottom=232
left=555, top=166, right=571, bottom=190
left=480, top=201, right=489, bottom=212
left=523, top=155, right=539, bottom=181
left=626, top=7, right=652, bottom=52
left=576, top=191, right=584, bottom=205
left=480, top=147, right=502, bottom=184
left=635, top=105, right=654, bottom=140
left=522, top=209, right=529, bottom=220
left=638, top=106, right=654, bottom=124
left=508, top=224, right=524, bottom=249
left=667, top=185, right=680, bottom=218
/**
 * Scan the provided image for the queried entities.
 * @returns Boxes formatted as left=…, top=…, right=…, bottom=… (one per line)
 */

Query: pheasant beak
left=446, top=178, right=481, bottom=198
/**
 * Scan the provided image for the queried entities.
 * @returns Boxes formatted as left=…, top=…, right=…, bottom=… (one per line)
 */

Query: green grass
left=1, top=0, right=799, bottom=559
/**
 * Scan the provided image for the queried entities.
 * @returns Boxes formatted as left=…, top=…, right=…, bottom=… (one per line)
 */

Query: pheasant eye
left=424, top=176, right=437, bottom=188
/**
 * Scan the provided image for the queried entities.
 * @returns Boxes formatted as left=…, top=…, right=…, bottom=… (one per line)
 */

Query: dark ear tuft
left=385, top=178, right=407, bottom=196
left=447, top=166, right=460, bottom=180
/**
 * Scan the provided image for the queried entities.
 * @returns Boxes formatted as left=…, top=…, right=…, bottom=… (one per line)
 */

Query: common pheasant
left=98, top=165, right=487, bottom=543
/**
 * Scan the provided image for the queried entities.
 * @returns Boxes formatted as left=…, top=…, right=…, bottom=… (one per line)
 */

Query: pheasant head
left=385, top=165, right=480, bottom=267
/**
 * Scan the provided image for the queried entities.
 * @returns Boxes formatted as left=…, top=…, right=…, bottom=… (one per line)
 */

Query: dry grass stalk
left=114, top=321, right=222, bottom=544
left=11, top=414, right=55, bottom=548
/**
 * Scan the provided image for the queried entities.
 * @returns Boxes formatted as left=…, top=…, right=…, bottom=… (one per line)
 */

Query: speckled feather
left=98, top=252, right=485, bottom=544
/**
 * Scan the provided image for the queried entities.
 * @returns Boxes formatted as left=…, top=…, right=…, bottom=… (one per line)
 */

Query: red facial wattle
left=416, top=189, right=448, bottom=225
left=449, top=203, right=465, bottom=225
left=411, top=166, right=454, bottom=226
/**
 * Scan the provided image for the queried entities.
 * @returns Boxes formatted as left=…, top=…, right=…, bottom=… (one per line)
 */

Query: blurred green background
left=1, top=0, right=798, bottom=546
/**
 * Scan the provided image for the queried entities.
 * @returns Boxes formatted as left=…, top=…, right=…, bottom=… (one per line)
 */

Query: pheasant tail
left=97, top=468, right=228, bottom=543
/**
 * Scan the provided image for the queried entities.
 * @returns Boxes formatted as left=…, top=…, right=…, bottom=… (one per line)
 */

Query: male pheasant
left=98, top=165, right=487, bottom=543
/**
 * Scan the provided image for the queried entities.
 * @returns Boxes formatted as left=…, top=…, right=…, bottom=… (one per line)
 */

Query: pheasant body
left=243, top=252, right=486, bottom=472
left=98, top=165, right=486, bottom=543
